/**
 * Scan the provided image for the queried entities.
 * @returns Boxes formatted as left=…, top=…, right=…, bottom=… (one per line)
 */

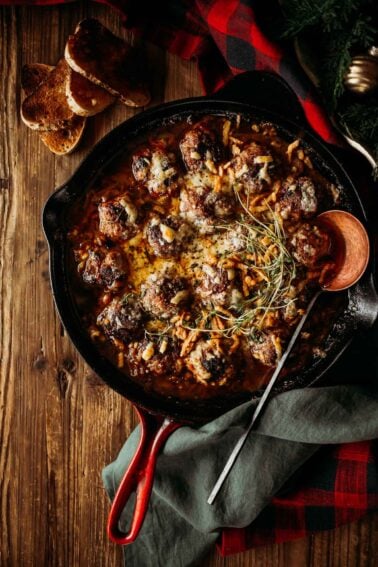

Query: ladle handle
left=207, top=290, right=322, bottom=505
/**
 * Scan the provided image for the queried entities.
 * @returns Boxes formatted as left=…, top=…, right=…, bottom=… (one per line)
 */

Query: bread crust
left=64, top=18, right=151, bottom=107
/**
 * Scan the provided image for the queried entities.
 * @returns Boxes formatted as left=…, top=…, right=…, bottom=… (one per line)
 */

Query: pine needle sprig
left=281, top=0, right=358, bottom=38
left=321, top=13, right=375, bottom=107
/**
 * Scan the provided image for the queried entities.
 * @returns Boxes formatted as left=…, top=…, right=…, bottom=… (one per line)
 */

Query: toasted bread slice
left=65, top=18, right=151, bottom=108
left=21, top=62, right=86, bottom=155
left=21, top=58, right=77, bottom=131
left=66, top=65, right=115, bottom=116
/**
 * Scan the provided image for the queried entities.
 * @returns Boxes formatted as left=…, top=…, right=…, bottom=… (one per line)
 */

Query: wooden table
left=0, top=3, right=376, bottom=566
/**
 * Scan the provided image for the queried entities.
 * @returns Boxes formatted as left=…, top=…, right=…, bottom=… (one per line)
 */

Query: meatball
left=290, top=223, right=331, bottom=268
left=146, top=215, right=191, bottom=257
left=141, top=267, right=190, bottom=319
left=276, top=176, right=318, bottom=221
left=249, top=331, right=282, bottom=367
left=185, top=340, right=236, bottom=385
left=180, top=121, right=224, bottom=173
left=97, top=294, right=145, bottom=342
left=179, top=185, right=235, bottom=233
left=127, top=336, right=182, bottom=378
left=216, top=224, right=247, bottom=255
left=98, top=195, right=138, bottom=240
left=132, top=145, right=178, bottom=198
left=82, top=249, right=127, bottom=290
left=197, top=264, right=236, bottom=307
left=229, top=142, right=275, bottom=193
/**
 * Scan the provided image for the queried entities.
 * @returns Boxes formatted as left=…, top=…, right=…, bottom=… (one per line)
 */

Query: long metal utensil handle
left=207, top=290, right=322, bottom=505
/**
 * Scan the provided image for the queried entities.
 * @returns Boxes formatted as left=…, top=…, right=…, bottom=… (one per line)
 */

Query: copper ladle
left=208, top=210, right=370, bottom=505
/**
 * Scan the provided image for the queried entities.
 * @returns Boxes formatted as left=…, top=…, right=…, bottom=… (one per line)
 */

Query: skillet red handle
left=107, top=407, right=181, bottom=545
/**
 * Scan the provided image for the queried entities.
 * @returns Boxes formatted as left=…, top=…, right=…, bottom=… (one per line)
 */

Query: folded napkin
left=103, top=384, right=378, bottom=566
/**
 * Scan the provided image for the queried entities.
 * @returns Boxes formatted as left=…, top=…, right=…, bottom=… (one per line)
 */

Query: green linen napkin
left=103, top=381, right=378, bottom=567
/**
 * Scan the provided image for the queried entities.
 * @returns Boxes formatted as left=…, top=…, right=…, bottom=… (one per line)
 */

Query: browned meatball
left=98, top=195, right=138, bottom=240
left=141, top=267, right=190, bottom=319
left=249, top=331, right=282, bottom=367
left=290, top=223, right=331, bottom=268
left=197, top=264, right=236, bottom=307
left=97, top=294, right=145, bottom=342
left=132, top=145, right=178, bottom=198
left=185, top=340, right=237, bottom=385
left=276, top=176, right=318, bottom=221
left=127, top=336, right=182, bottom=378
left=146, top=215, right=191, bottom=257
left=179, top=185, right=235, bottom=233
left=180, top=121, right=224, bottom=172
left=82, top=249, right=127, bottom=290
left=230, top=142, right=275, bottom=193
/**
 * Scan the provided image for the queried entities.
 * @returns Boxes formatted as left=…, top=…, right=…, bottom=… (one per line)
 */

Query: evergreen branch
left=277, top=0, right=377, bottom=174
left=320, top=13, right=375, bottom=107
left=281, top=0, right=362, bottom=37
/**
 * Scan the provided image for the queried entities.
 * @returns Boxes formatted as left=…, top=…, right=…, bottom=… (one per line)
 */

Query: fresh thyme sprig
left=144, top=323, right=173, bottom=339
left=233, top=191, right=297, bottom=327
left=184, top=190, right=298, bottom=338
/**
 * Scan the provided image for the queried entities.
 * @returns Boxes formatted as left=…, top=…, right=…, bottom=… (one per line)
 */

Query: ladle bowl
left=317, top=210, right=370, bottom=291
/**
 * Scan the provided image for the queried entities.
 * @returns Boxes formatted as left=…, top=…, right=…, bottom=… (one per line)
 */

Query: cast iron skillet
left=42, top=72, right=378, bottom=545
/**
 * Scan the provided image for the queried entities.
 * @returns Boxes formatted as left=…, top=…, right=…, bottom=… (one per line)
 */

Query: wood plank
left=0, top=3, right=376, bottom=567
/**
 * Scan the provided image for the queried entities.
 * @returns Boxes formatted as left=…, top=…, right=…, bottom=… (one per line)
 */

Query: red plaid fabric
left=111, top=0, right=340, bottom=144
left=3, top=0, right=376, bottom=555
left=219, top=441, right=378, bottom=555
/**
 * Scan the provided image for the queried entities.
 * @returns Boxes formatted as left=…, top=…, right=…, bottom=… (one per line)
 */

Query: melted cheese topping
left=69, top=115, right=340, bottom=399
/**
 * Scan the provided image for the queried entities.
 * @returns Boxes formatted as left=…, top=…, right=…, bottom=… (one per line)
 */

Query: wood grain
left=0, top=3, right=376, bottom=566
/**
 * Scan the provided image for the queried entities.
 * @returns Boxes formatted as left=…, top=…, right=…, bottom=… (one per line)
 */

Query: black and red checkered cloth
left=220, top=441, right=377, bottom=554
left=4, top=0, right=377, bottom=555
left=104, top=0, right=340, bottom=142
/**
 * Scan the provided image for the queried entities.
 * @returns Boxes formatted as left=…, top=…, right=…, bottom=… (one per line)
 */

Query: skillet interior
left=43, top=98, right=378, bottom=423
